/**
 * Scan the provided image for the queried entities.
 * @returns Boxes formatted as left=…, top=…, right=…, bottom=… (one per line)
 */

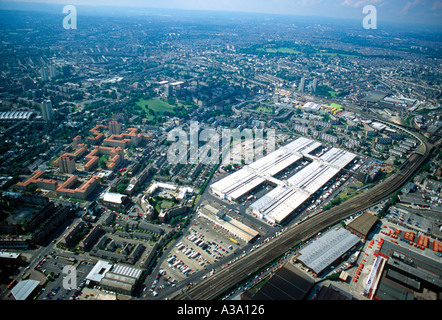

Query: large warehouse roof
left=346, top=212, right=379, bottom=239
left=249, top=148, right=301, bottom=177
left=251, top=147, right=356, bottom=224
left=99, top=264, right=143, bottom=294
left=0, top=111, right=34, bottom=121
left=250, top=186, right=310, bottom=223
left=210, top=137, right=321, bottom=201
left=211, top=137, right=356, bottom=224
left=320, top=147, right=357, bottom=169
left=250, top=262, right=315, bottom=300
left=283, top=137, right=322, bottom=156
left=210, top=167, right=266, bottom=201
left=287, top=161, right=340, bottom=194
left=297, top=228, right=360, bottom=275
left=110, top=264, right=143, bottom=280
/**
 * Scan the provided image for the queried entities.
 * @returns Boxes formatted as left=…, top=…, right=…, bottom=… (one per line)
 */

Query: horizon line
left=0, top=0, right=441, bottom=28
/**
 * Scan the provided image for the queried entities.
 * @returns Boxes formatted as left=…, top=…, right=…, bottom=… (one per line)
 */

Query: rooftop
left=11, top=279, right=40, bottom=300
left=210, top=137, right=322, bottom=201
left=198, top=202, right=260, bottom=242
left=346, top=212, right=379, bottom=238
left=102, top=192, right=127, bottom=204
left=297, top=228, right=360, bottom=275
left=86, top=260, right=113, bottom=283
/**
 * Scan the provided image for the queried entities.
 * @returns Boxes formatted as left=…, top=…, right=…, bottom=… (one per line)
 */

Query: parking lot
left=151, top=214, right=247, bottom=293
left=385, top=205, right=435, bottom=235
left=35, top=255, right=94, bottom=300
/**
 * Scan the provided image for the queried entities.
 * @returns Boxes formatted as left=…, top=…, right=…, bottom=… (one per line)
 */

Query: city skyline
left=1, top=0, right=442, bottom=26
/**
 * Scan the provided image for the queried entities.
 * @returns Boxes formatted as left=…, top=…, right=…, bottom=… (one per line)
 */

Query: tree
left=98, top=156, right=107, bottom=169
left=116, top=183, right=128, bottom=194
left=26, top=184, right=38, bottom=193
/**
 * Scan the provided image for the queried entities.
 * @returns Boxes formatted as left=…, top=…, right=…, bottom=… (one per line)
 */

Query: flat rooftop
left=212, top=137, right=356, bottom=224
left=251, top=147, right=356, bottom=223
left=11, top=279, right=40, bottom=300
left=198, top=202, right=260, bottom=242
left=250, top=186, right=310, bottom=223
left=375, top=241, right=442, bottom=300
left=210, top=168, right=266, bottom=201
left=210, top=137, right=321, bottom=201
left=86, top=260, right=113, bottom=283
left=250, top=262, right=315, bottom=300
left=346, top=212, right=379, bottom=238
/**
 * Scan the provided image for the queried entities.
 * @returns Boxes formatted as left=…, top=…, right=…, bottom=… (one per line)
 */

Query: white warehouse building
left=250, top=147, right=356, bottom=224
left=210, top=137, right=357, bottom=224
left=210, top=137, right=321, bottom=201
left=296, top=228, right=360, bottom=276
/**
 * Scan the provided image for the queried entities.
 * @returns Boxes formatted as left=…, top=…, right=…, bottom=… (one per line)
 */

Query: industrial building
left=86, top=260, right=143, bottom=295
left=250, top=147, right=356, bottom=224
left=197, top=201, right=260, bottom=243
left=0, top=111, right=35, bottom=121
left=100, top=264, right=143, bottom=295
left=210, top=168, right=266, bottom=201
left=296, top=228, right=361, bottom=276
left=243, top=262, right=315, bottom=300
left=10, top=279, right=41, bottom=300
left=370, top=241, right=442, bottom=300
left=210, top=137, right=321, bottom=201
left=346, top=212, right=379, bottom=240
left=251, top=186, right=310, bottom=224
left=211, top=137, right=356, bottom=224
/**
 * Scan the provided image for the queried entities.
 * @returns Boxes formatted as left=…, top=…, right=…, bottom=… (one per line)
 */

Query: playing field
left=136, top=98, right=176, bottom=114
left=261, top=47, right=302, bottom=55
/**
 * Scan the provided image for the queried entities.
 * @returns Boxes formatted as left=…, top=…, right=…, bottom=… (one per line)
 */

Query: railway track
left=170, top=136, right=432, bottom=300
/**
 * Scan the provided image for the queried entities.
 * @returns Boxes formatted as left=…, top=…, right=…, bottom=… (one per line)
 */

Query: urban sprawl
left=0, top=5, right=441, bottom=303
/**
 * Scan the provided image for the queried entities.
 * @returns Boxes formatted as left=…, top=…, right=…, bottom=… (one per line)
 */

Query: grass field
left=155, top=199, right=176, bottom=213
left=136, top=98, right=176, bottom=114
left=330, top=103, right=343, bottom=110
left=259, top=47, right=302, bottom=55
left=317, top=52, right=357, bottom=58
left=256, top=105, right=274, bottom=114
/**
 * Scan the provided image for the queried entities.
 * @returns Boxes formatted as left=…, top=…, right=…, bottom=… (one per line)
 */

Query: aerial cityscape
left=0, top=0, right=441, bottom=309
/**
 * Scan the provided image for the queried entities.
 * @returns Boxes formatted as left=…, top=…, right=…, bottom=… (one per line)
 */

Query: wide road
left=170, top=127, right=433, bottom=300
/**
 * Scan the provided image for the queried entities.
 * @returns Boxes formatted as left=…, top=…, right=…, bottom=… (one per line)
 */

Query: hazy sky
left=2, top=0, right=442, bottom=25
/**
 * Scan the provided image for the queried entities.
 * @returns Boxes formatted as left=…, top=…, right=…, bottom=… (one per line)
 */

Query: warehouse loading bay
left=213, top=155, right=368, bottom=228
